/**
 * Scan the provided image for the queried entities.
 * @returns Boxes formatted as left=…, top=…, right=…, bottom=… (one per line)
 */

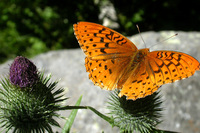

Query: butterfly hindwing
left=85, top=57, right=131, bottom=90
left=119, top=60, right=160, bottom=100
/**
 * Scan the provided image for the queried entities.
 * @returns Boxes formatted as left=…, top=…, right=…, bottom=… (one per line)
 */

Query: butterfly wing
left=74, top=22, right=138, bottom=90
left=73, top=22, right=138, bottom=59
left=146, top=51, right=200, bottom=84
left=119, top=50, right=200, bottom=100
left=85, top=57, right=131, bottom=90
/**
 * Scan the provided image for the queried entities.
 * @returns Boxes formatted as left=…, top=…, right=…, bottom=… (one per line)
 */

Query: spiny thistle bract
left=0, top=56, right=67, bottom=133
left=107, top=90, right=163, bottom=133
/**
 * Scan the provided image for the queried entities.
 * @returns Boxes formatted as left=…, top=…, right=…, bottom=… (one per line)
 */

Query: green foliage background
left=1, top=0, right=200, bottom=63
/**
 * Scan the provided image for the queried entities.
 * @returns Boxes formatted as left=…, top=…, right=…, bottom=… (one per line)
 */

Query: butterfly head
left=137, top=48, right=149, bottom=59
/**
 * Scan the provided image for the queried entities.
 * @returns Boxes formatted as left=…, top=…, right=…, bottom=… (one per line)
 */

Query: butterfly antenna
left=150, top=33, right=178, bottom=48
left=136, top=24, right=147, bottom=48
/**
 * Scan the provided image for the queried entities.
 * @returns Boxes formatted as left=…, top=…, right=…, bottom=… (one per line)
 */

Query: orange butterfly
left=73, top=22, right=200, bottom=100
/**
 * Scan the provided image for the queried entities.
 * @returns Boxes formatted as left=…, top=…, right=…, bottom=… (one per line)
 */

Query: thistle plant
left=107, top=90, right=163, bottom=133
left=0, top=56, right=66, bottom=133
left=106, top=90, right=180, bottom=133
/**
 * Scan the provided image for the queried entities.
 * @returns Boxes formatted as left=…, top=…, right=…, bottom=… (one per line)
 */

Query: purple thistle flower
left=9, top=56, right=39, bottom=88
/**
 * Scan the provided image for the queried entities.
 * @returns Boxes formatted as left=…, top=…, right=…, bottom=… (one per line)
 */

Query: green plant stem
left=60, top=105, right=114, bottom=125
left=154, top=129, right=180, bottom=133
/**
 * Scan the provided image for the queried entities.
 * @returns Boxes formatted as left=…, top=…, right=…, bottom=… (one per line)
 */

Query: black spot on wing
left=109, top=69, right=112, bottom=74
left=100, top=48, right=106, bottom=54
left=100, top=37, right=104, bottom=42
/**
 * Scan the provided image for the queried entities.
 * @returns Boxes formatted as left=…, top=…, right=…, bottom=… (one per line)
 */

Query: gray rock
left=1, top=31, right=200, bottom=133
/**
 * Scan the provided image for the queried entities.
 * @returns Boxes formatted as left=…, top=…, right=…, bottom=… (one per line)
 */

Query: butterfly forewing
left=73, top=22, right=137, bottom=60
left=147, top=51, right=200, bottom=85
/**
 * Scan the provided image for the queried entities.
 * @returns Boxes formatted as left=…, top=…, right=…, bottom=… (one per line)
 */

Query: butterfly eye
left=136, top=50, right=146, bottom=59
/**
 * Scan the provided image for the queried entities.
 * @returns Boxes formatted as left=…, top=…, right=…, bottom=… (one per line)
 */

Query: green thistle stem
left=154, top=129, right=180, bottom=133
left=60, top=105, right=114, bottom=125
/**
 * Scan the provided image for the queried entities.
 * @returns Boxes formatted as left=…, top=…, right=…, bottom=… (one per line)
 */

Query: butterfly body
left=74, top=22, right=200, bottom=100
left=116, top=48, right=149, bottom=86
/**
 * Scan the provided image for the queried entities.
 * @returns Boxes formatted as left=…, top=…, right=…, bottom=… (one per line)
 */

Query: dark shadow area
left=1, top=0, right=200, bottom=63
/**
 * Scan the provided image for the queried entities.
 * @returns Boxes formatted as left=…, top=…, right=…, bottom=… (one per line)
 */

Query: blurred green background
left=1, top=0, right=200, bottom=63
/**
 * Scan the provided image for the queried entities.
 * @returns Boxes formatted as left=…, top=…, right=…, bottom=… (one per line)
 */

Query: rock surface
left=1, top=31, right=200, bottom=133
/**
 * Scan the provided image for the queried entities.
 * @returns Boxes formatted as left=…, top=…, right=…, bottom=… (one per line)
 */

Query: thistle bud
left=9, top=56, right=38, bottom=88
